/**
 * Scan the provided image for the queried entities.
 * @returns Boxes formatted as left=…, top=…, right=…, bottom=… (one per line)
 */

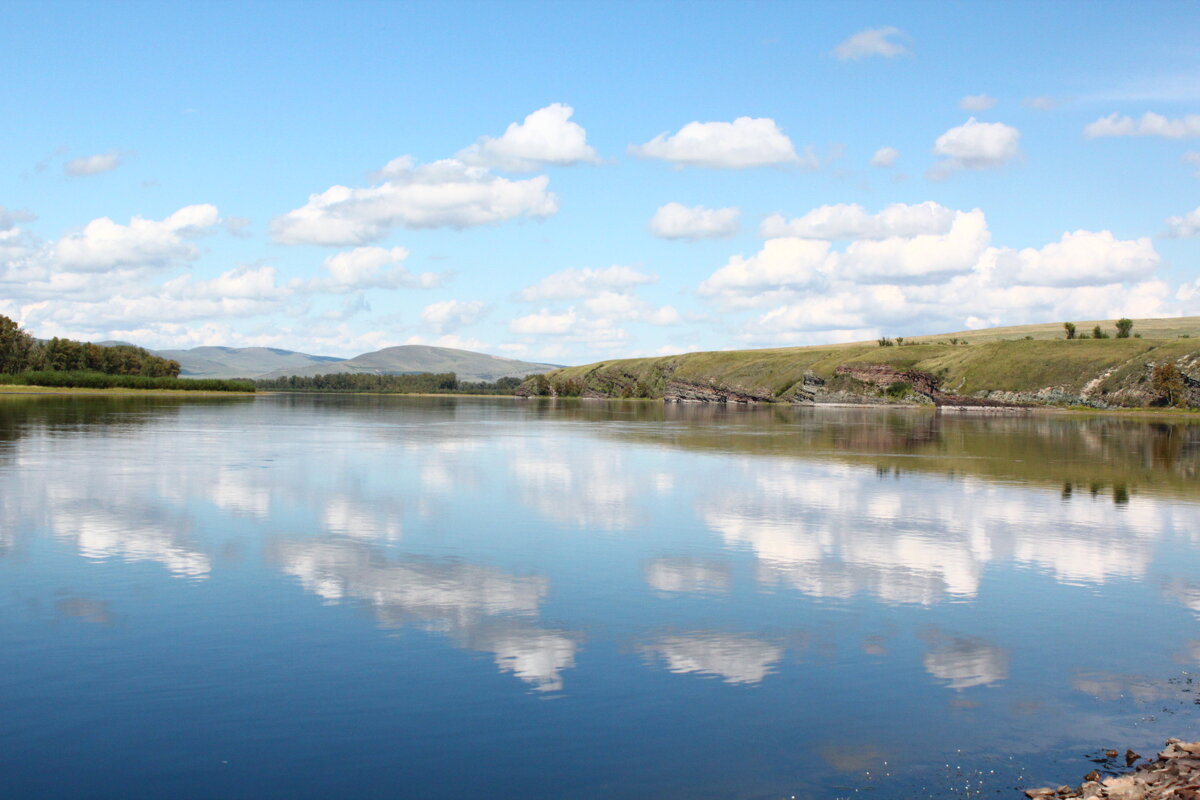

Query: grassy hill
left=523, top=317, right=1200, bottom=409
left=255, top=345, right=560, bottom=382
left=156, top=346, right=344, bottom=379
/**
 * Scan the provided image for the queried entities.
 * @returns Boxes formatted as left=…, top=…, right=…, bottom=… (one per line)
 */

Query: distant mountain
left=154, top=346, right=345, bottom=379
left=150, top=343, right=560, bottom=382
left=255, top=345, right=561, bottom=382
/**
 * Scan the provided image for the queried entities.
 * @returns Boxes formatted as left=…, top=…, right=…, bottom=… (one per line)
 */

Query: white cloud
left=270, top=158, right=558, bottom=245
left=64, top=151, right=122, bottom=177
left=1084, top=112, right=1200, bottom=139
left=316, top=246, right=441, bottom=292
left=53, top=204, right=221, bottom=272
left=629, top=117, right=812, bottom=169
left=959, top=93, right=997, bottom=111
left=760, top=201, right=955, bottom=240
left=648, top=203, right=740, bottom=239
left=509, top=308, right=578, bottom=335
left=420, top=299, right=489, bottom=333
left=833, top=26, right=909, bottom=60
left=930, top=117, right=1020, bottom=177
left=519, top=265, right=656, bottom=301
left=456, top=103, right=598, bottom=171
left=870, top=146, right=899, bottom=167
left=1011, top=229, right=1160, bottom=286
left=1165, top=206, right=1200, bottom=238
left=581, top=291, right=681, bottom=325
left=837, top=209, right=990, bottom=283
left=699, top=237, right=831, bottom=301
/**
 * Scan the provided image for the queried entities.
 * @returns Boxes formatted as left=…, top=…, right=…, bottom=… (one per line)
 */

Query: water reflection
left=643, top=557, right=731, bottom=594
left=2, top=395, right=1200, bottom=798
left=641, top=631, right=784, bottom=685
left=920, top=629, right=1009, bottom=690
left=699, top=459, right=1185, bottom=605
left=269, top=537, right=580, bottom=692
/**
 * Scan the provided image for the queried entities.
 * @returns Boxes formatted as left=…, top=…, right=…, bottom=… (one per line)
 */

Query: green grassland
left=526, top=317, right=1200, bottom=407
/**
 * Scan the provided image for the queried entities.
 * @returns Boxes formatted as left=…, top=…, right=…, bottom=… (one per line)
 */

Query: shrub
left=884, top=381, right=911, bottom=398
left=1092, top=325, right=1109, bottom=339
left=1115, top=318, right=1133, bottom=338
left=1063, top=322, right=1076, bottom=340
left=0, top=370, right=253, bottom=392
left=877, top=337, right=894, bottom=347
left=1151, top=363, right=1187, bottom=407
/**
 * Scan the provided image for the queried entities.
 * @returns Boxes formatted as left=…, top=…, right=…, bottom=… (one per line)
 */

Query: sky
left=2, top=0, right=1200, bottom=364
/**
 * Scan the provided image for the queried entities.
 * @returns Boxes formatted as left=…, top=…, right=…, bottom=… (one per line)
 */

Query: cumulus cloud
left=509, top=307, right=578, bottom=335
left=833, top=26, right=909, bottom=60
left=519, top=265, right=656, bottom=301
left=629, top=117, right=812, bottom=169
left=1165, top=206, right=1200, bottom=238
left=315, top=246, right=441, bottom=292
left=838, top=209, right=990, bottom=283
left=959, top=94, right=997, bottom=111
left=929, top=117, right=1020, bottom=177
left=760, top=202, right=955, bottom=240
left=270, top=158, right=558, bottom=245
left=700, top=202, right=1177, bottom=346
left=870, top=146, right=899, bottom=167
left=699, top=237, right=831, bottom=302
left=64, top=151, right=122, bottom=177
left=649, top=203, right=740, bottom=239
left=1010, top=229, right=1160, bottom=286
left=420, top=299, right=489, bottom=333
left=1084, top=112, right=1200, bottom=139
left=53, top=204, right=221, bottom=272
left=456, top=103, right=598, bottom=171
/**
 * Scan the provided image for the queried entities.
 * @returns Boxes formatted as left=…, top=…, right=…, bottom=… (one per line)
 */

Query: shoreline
left=3, top=385, right=1198, bottom=418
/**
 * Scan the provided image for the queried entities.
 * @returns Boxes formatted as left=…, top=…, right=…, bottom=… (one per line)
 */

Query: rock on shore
left=1025, top=740, right=1200, bottom=799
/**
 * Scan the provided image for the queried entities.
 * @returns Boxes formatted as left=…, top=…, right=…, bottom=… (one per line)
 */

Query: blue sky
left=3, top=0, right=1199, bottom=363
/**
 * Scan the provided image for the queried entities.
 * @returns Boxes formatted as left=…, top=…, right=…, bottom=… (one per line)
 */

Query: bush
left=0, top=371, right=253, bottom=392
left=884, top=381, right=911, bottom=398
left=1092, top=325, right=1109, bottom=339
left=1115, top=318, right=1133, bottom=338
left=877, top=337, right=894, bottom=347
left=1151, top=363, right=1187, bottom=407
left=1063, top=322, right=1076, bottom=340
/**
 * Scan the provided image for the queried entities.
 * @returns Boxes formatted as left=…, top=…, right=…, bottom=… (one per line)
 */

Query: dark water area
left=1, top=394, right=1198, bottom=799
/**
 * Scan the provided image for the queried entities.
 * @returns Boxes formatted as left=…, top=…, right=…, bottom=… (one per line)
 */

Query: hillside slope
left=522, top=317, right=1200, bottom=409
left=255, top=345, right=560, bottom=382
left=156, top=346, right=344, bottom=378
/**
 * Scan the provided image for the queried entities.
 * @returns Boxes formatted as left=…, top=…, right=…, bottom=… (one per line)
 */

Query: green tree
left=1151, top=363, right=1187, bottom=407
left=1092, top=325, right=1109, bottom=339
left=1063, top=322, right=1076, bottom=340
left=1115, top=318, right=1133, bottom=338
left=0, top=315, right=36, bottom=374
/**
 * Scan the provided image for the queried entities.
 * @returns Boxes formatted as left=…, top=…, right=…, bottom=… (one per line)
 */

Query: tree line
left=254, top=372, right=529, bottom=394
left=0, top=315, right=181, bottom=377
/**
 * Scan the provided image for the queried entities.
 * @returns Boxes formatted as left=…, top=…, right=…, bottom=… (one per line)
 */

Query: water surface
left=1, top=395, right=1198, bottom=798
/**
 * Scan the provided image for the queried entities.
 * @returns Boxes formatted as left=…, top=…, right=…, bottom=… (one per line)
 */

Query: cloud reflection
left=270, top=537, right=580, bottom=692
left=641, top=632, right=783, bottom=684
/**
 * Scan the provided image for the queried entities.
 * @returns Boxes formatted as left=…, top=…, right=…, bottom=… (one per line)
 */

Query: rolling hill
left=154, top=344, right=560, bottom=382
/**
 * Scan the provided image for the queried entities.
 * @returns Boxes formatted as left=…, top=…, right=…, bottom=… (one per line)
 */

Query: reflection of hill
left=525, top=400, right=1200, bottom=502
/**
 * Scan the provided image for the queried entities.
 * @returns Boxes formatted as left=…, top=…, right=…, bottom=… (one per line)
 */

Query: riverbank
left=1025, top=740, right=1200, bottom=799
left=519, top=334, right=1200, bottom=411
left=0, top=385, right=256, bottom=396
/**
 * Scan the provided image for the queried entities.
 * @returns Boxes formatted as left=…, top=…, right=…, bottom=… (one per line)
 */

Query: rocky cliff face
left=521, top=345, right=1200, bottom=410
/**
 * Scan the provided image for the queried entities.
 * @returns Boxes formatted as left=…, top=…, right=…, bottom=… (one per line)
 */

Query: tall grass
left=0, top=371, right=255, bottom=392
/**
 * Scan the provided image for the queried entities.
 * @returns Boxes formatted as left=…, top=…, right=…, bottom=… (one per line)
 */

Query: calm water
left=1, top=395, right=1198, bottom=799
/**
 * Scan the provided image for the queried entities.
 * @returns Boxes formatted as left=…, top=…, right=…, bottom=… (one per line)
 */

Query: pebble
left=1023, top=740, right=1200, bottom=799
